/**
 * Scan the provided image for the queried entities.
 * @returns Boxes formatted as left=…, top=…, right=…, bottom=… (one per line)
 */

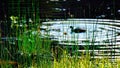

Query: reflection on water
left=41, top=19, right=120, bottom=45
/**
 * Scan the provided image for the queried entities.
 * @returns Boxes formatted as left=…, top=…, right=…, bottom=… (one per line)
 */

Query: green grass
left=17, top=28, right=120, bottom=68
left=1, top=23, right=120, bottom=68
left=53, top=52, right=114, bottom=68
left=16, top=27, right=53, bottom=67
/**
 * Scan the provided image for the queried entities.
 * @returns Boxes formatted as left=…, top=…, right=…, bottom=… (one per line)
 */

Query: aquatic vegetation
left=1, top=19, right=120, bottom=68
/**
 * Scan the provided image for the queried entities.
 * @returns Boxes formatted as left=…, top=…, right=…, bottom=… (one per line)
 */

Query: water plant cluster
left=1, top=19, right=120, bottom=68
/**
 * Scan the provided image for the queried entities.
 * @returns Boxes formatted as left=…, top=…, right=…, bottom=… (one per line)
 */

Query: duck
left=70, top=26, right=86, bottom=33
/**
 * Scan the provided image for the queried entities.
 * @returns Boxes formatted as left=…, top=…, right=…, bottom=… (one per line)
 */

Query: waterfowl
left=70, top=26, right=86, bottom=33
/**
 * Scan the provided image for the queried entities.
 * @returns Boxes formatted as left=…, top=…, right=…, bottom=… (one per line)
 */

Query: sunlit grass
left=1, top=22, right=120, bottom=68
left=53, top=52, right=120, bottom=68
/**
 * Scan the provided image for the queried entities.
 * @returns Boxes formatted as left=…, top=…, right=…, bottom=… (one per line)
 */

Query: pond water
left=41, top=19, right=120, bottom=45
